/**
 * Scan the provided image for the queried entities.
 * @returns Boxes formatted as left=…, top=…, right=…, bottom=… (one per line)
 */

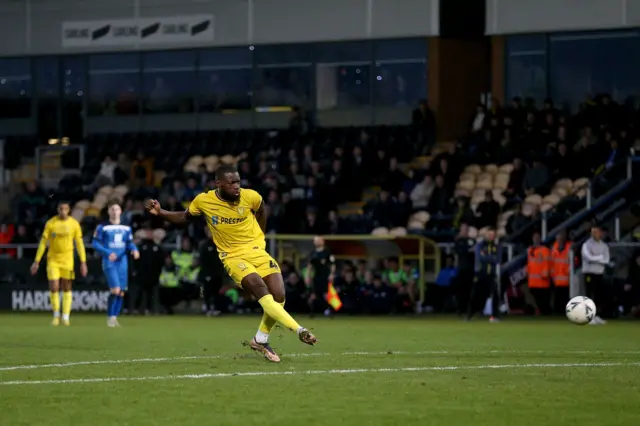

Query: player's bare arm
left=144, top=199, right=194, bottom=225
left=254, top=201, right=267, bottom=234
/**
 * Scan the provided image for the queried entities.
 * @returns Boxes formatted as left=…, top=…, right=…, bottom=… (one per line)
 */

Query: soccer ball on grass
left=565, top=296, right=596, bottom=325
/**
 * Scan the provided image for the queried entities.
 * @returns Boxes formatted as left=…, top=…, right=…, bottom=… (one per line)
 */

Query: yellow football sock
left=258, top=301, right=285, bottom=334
left=258, top=295, right=300, bottom=332
left=62, top=291, right=73, bottom=317
left=50, top=291, right=60, bottom=316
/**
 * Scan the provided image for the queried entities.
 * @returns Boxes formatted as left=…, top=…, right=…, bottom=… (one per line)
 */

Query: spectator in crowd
left=17, top=181, right=47, bottom=223
left=367, top=190, right=394, bottom=229
left=284, top=271, right=308, bottom=313
left=0, top=222, right=15, bottom=257
left=328, top=159, right=347, bottom=204
left=391, top=192, right=412, bottom=228
left=327, top=210, right=342, bottom=234
left=183, top=177, right=202, bottom=202
left=302, top=209, right=326, bottom=235
left=131, top=150, right=154, bottom=187
left=470, top=103, right=487, bottom=135
left=383, top=257, right=418, bottom=313
left=476, top=190, right=501, bottom=229
left=334, top=267, right=359, bottom=314
left=410, top=175, right=434, bottom=210
left=10, top=224, right=37, bottom=259
left=550, top=142, right=573, bottom=179
left=384, top=157, right=407, bottom=196
left=506, top=204, right=529, bottom=237
left=452, top=197, right=475, bottom=230
left=427, top=175, right=452, bottom=215
left=505, top=158, right=526, bottom=200
left=131, top=223, right=164, bottom=315
left=523, top=159, right=551, bottom=196
left=159, top=255, right=180, bottom=315
left=412, top=99, right=436, bottom=151
left=360, top=271, right=393, bottom=315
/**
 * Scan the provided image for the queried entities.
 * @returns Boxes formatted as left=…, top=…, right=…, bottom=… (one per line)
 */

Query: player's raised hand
left=80, top=262, right=88, bottom=277
left=144, top=199, right=161, bottom=216
left=132, top=250, right=140, bottom=260
left=30, top=262, right=39, bottom=276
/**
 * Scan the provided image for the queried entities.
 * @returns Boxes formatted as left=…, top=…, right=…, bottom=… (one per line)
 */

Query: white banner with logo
left=62, top=15, right=214, bottom=48
left=11, top=290, right=110, bottom=312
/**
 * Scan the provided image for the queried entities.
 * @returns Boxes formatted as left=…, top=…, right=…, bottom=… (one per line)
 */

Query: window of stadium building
left=373, top=38, right=427, bottom=107
left=505, top=35, right=548, bottom=105
left=315, top=41, right=372, bottom=110
left=255, top=44, right=312, bottom=109
left=198, top=47, right=253, bottom=112
left=548, top=31, right=640, bottom=111
left=35, top=57, right=59, bottom=98
left=88, top=53, right=140, bottom=116
left=142, top=51, right=197, bottom=114
left=0, top=58, right=32, bottom=119
left=61, top=57, right=86, bottom=99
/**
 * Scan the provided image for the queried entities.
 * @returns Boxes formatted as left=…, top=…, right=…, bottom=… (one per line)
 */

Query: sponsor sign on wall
left=61, top=15, right=214, bottom=48
left=8, top=290, right=110, bottom=312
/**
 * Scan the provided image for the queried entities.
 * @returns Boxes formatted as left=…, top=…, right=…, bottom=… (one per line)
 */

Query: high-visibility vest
left=550, top=241, right=572, bottom=287
left=159, top=270, right=179, bottom=288
left=527, top=245, right=550, bottom=288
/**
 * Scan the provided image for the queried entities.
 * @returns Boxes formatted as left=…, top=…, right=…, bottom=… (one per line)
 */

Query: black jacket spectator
left=475, top=191, right=501, bottom=229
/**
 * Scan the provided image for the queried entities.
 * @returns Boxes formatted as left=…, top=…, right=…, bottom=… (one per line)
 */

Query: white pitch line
left=1, top=362, right=639, bottom=386
left=1, top=349, right=640, bottom=372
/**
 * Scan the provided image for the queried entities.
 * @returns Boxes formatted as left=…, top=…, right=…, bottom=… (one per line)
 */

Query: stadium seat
left=74, top=199, right=91, bottom=211
left=389, top=227, right=407, bottom=236
left=524, top=194, right=543, bottom=205
left=498, top=164, right=514, bottom=174
left=412, top=211, right=431, bottom=225
left=484, top=164, right=498, bottom=174
left=407, top=220, right=424, bottom=230
left=542, top=194, right=561, bottom=206
left=521, top=203, right=536, bottom=217
left=540, top=203, right=553, bottom=213
left=464, top=164, right=481, bottom=174
left=371, top=227, right=389, bottom=236
left=97, top=185, right=114, bottom=197
left=555, top=178, right=573, bottom=190
left=573, top=177, right=589, bottom=189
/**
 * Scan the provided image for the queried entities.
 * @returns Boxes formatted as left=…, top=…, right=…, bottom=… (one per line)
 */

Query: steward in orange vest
left=527, top=232, right=551, bottom=314
left=550, top=231, right=572, bottom=314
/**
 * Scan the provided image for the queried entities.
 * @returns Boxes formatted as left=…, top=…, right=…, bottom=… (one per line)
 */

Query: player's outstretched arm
left=144, top=199, right=194, bottom=226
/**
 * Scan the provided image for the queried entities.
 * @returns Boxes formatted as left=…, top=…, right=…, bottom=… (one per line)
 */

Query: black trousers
left=130, top=279, right=159, bottom=314
left=159, top=286, right=182, bottom=314
left=455, top=268, right=474, bottom=314
left=467, top=275, right=500, bottom=318
left=201, top=274, right=224, bottom=311
left=584, top=273, right=606, bottom=316
left=530, top=287, right=552, bottom=315
left=552, top=286, right=570, bottom=315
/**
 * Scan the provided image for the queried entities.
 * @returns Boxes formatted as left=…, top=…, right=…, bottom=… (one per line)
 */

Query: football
left=565, top=296, right=597, bottom=325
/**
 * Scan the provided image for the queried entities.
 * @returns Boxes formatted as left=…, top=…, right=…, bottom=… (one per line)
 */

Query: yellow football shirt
left=188, top=189, right=265, bottom=257
left=35, top=216, right=86, bottom=268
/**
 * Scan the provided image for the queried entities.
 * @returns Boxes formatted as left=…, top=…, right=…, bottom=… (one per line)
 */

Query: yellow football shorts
left=222, top=249, right=280, bottom=286
left=47, top=263, right=75, bottom=281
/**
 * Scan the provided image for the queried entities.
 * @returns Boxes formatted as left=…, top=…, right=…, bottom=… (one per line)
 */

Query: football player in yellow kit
left=31, top=201, right=88, bottom=325
left=145, top=164, right=317, bottom=363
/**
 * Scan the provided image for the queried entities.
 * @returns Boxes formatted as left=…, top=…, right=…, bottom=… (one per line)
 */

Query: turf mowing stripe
left=1, top=362, right=639, bottom=386
left=2, top=350, right=640, bottom=372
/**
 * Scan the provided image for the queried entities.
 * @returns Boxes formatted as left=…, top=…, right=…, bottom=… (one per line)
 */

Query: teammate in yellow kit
left=30, top=201, right=88, bottom=326
left=145, top=164, right=317, bottom=362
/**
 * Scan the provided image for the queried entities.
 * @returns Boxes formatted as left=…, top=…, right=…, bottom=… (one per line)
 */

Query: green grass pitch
left=1, top=314, right=639, bottom=426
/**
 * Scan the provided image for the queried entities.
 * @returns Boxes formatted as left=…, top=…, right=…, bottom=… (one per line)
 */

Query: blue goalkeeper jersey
left=92, top=223, right=138, bottom=266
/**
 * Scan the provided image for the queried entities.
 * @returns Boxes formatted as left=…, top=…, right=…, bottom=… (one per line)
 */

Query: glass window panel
left=256, top=66, right=311, bottom=108
left=316, top=41, right=372, bottom=62
left=143, top=50, right=196, bottom=68
left=88, top=73, right=139, bottom=116
left=255, top=44, right=312, bottom=64
left=506, top=52, right=547, bottom=105
left=549, top=32, right=640, bottom=111
left=142, top=51, right=196, bottom=114
left=374, top=38, right=427, bottom=60
left=62, top=56, right=86, bottom=99
left=374, top=61, right=426, bottom=107
left=35, top=57, right=59, bottom=97
left=199, top=68, right=253, bottom=112
left=316, top=63, right=370, bottom=109
left=506, top=35, right=547, bottom=54
left=0, top=58, right=32, bottom=118
left=200, top=47, right=252, bottom=67
left=90, top=53, right=140, bottom=70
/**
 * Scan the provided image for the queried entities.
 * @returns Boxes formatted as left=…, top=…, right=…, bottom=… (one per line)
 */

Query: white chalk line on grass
left=1, top=362, right=639, bottom=386
left=1, top=349, right=640, bottom=372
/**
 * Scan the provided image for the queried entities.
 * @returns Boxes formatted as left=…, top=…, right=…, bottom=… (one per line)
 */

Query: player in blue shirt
left=92, top=200, right=140, bottom=327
